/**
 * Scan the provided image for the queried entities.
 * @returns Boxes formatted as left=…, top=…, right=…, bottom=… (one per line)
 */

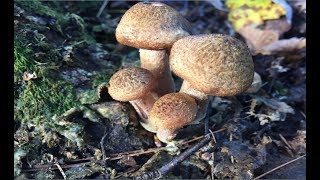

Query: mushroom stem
left=140, top=49, right=175, bottom=96
left=156, top=128, right=177, bottom=143
left=179, top=81, right=209, bottom=123
left=129, top=92, right=159, bottom=132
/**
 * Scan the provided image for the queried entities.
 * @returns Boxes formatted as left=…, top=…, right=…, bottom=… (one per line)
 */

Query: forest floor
left=14, top=1, right=306, bottom=179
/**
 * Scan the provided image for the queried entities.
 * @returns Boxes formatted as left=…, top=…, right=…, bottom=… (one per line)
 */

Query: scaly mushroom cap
left=149, top=93, right=197, bottom=130
left=108, top=67, right=155, bottom=101
left=116, top=2, right=192, bottom=50
left=170, top=34, right=254, bottom=96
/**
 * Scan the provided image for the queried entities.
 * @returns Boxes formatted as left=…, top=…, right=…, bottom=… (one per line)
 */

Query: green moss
left=16, top=0, right=96, bottom=43
left=78, top=69, right=116, bottom=105
left=92, top=69, right=116, bottom=88
left=16, top=0, right=65, bottom=23
left=47, top=117, right=85, bottom=147
left=275, top=81, right=288, bottom=96
left=15, top=80, right=79, bottom=124
left=14, top=41, right=80, bottom=124
left=14, top=44, right=35, bottom=83
left=81, top=32, right=96, bottom=43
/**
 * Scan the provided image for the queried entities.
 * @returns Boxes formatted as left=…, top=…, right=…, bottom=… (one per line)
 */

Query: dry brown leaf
left=265, top=18, right=291, bottom=34
left=238, top=22, right=306, bottom=55
left=238, top=24, right=279, bottom=55
left=262, top=37, right=306, bottom=55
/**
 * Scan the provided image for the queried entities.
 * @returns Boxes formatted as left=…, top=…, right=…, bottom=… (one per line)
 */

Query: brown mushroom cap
left=170, top=34, right=254, bottom=96
left=149, top=93, right=197, bottom=130
left=108, top=67, right=155, bottom=101
left=116, top=2, right=192, bottom=50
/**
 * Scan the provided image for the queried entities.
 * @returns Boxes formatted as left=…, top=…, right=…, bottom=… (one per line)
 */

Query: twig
left=22, top=128, right=226, bottom=173
left=107, top=147, right=166, bottom=161
left=106, top=134, right=208, bottom=161
left=209, top=129, right=217, bottom=144
left=299, top=110, right=306, bottom=119
left=211, top=152, right=215, bottom=180
left=181, top=135, right=205, bottom=145
left=96, top=0, right=109, bottom=18
left=208, top=128, right=219, bottom=179
left=230, top=155, right=235, bottom=164
left=134, top=135, right=212, bottom=179
left=55, top=163, right=67, bottom=180
left=229, top=132, right=235, bottom=163
left=20, top=134, right=207, bottom=173
left=100, top=127, right=108, bottom=162
left=205, top=114, right=209, bottom=135
left=279, top=133, right=295, bottom=157
left=279, top=134, right=293, bottom=150
left=268, top=74, right=277, bottom=93
left=107, top=128, right=225, bottom=161
left=204, top=99, right=210, bottom=135
left=22, top=161, right=90, bottom=172
left=253, top=154, right=306, bottom=180
left=114, top=167, right=138, bottom=179
left=101, top=127, right=109, bottom=175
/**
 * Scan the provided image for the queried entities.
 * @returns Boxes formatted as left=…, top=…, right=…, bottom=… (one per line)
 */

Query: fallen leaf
left=117, top=155, right=137, bottom=167
left=262, top=37, right=306, bottom=55
left=238, top=23, right=305, bottom=55
left=253, top=96, right=295, bottom=114
left=23, top=71, right=37, bottom=81
left=64, top=164, right=105, bottom=179
left=14, top=148, right=28, bottom=177
left=226, top=0, right=305, bottom=55
left=215, top=141, right=269, bottom=179
left=265, top=18, right=291, bottom=34
left=226, top=0, right=286, bottom=31
left=247, top=96, right=294, bottom=125
left=238, top=23, right=279, bottom=55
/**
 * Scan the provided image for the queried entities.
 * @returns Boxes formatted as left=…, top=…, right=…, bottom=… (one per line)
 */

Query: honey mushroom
left=116, top=1, right=192, bottom=96
left=170, top=34, right=255, bottom=122
left=148, top=93, right=198, bottom=143
left=107, top=67, right=158, bottom=132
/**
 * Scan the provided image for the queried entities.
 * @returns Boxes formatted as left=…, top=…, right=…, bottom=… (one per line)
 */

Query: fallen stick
left=134, top=135, right=212, bottom=179
left=22, top=128, right=226, bottom=173
left=253, top=154, right=306, bottom=180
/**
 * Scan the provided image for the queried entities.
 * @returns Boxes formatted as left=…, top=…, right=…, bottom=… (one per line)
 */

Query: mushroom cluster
left=107, top=2, right=255, bottom=144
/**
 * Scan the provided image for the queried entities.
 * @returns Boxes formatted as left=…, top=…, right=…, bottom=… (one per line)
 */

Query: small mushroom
left=108, top=67, right=158, bottom=132
left=116, top=2, right=192, bottom=96
left=170, top=34, right=254, bottom=122
left=148, top=93, right=198, bottom=143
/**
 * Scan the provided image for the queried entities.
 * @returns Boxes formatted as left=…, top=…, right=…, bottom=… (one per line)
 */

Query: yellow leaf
left=226, top=0, right=271, bottom=10
left=226, top=0, right=286, bottom=31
